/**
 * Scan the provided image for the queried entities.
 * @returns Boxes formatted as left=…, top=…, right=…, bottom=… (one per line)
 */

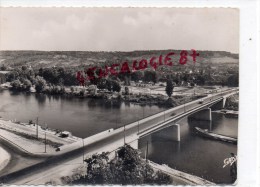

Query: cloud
left=0, top=8, right=239, bottom=53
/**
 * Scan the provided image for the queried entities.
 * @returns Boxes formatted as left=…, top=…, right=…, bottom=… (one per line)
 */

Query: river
left=139, top=113, right=238, bottom=184
left=0, top=90, right=165, bottom=138
left=0, top=90, right=237, bottom=184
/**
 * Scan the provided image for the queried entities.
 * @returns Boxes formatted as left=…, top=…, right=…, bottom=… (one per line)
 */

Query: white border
left=0, top=0, right=257, bottom=8
left=0, top=1, right=259, bottom=187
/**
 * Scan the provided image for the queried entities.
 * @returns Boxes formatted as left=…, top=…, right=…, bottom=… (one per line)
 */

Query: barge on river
left=195, top=127, right=237, bottom=144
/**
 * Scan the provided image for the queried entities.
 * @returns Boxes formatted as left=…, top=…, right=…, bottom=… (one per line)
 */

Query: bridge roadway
left=0, top=88, right=238, bottom=184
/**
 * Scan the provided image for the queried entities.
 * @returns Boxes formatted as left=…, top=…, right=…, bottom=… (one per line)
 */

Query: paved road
left=0, top=88, right=238, bottom=184
left=0, top=119, right=78, bottom=145
left=0, top=140, right=46, bottom=178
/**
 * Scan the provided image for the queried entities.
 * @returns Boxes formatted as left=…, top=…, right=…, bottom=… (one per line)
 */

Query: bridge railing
left=114, top=88, right=238, bottom=132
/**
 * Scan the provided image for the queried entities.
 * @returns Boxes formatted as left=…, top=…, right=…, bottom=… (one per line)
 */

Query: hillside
left=0, top=50, right=238, bottom=69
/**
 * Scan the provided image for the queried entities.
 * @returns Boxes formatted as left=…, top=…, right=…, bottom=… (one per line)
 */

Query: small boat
left=224, top=111, right=238, bottom=118
left=195, top=127, right=237, bottom=144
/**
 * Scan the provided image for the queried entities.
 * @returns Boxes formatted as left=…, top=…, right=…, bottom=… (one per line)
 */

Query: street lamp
left=137, top=121, right=140, bottom=134
left=82, top=138, right=85, bottom=163
left=44, top=131, right=47, bottom=153
left=44, top=123, right=47, bottom=153
left=36, top=117, right=39, bottom=139
left=124, top=125, right=126, bottom=146
left=145, top=141, right=149, bottom=162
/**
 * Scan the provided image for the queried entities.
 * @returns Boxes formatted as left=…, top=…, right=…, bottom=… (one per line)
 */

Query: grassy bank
left=225, top=94, right=239, bottom=111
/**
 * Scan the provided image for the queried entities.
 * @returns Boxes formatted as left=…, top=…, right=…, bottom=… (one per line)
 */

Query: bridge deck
left=3, top=88, right=238, bottom=184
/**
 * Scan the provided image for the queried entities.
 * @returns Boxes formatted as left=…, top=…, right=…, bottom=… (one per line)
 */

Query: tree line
left=72, top=145, right=172, bottom=185
left=4, top=64, right=238, bottom=94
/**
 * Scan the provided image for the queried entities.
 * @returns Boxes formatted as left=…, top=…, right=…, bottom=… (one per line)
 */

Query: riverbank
left=148, top=160, right=215, bottom=185
left=0, top=118, right=80, bottom=155
left=45, top=155, right=215, bottom=185
left=7, top=88, right=206, bottom=108
left=50, top=149, right=213, bottom=185
left=212, top=109, right=239, bottom=118
left=3, top=83, right=212, bottom=107
left=225, top=93, right=239, bottom=111
left=0, top=117, right=82, bottom=176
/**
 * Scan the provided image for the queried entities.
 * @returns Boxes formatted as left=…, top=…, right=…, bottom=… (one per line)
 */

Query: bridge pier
left=189, top=108, right=212, bottom=121
left=152, top=123, right=180, bottom=142
left=223, top=97, right=227, bottom=108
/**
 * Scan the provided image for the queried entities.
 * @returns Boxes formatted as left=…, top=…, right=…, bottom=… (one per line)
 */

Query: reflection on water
left=0, top=90, right=165, bottom=138
left=0, top=90, right=238, bottom=184
left=139, top=113, right=238, bottom=184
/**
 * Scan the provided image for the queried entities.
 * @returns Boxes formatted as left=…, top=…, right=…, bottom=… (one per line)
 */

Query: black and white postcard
left=0, top=3, right=258, bottom=186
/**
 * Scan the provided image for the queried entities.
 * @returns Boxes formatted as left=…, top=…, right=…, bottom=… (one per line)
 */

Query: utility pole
left=36, top=117, right=39, bottom=139
left=44, top=131, right=46, bottom=153
left=82, top=138, right=84, bottom=163
left=137, top=121, right=139, bottom=134
left=145, top=141, right=149, bottom=162
left=142, top=107, right=144, bottom=119
left=124, top=125, right=126, bottom=145
left=164, top=111, right=165, bottom=121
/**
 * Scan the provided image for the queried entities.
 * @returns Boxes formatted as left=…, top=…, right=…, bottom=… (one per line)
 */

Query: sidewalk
left=0, top=118, right=79, bottom=155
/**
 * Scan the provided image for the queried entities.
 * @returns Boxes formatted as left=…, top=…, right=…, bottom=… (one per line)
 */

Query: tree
left=58, top=78, right=64, bottom=86
left=23, top=79, right=32, bottom=91
left=74, top=145, right=172, bottom=185
left=125, top=86, right=129, bottom=95
left=112, top=80, right=121, bottom=92
left=144, top=70, right=157, bottom=83
left=6, top=71, right=19, bottom=82
left=131, top=71, right=144, bottom=82
left=106, top=79, right=121, bottom=92
left=113, top=145, right=172, bottom=185
left=42, top=68, right=59, bottom=85
left=0, top=65, right=7, bottom=71
left=62, top=69, right=78, bottom=86
left=11, top=80, right=22, bottom=90
left=21, top=65, right=28, bottom=71
left=84, top=152, right=112, bottom=184
left=35, top=76, right=47, bottom=93
left=165, top=79, right=174, bottom=97
left=123, top=76, right=130, bottom=86
left=97, top=78, right=107, bottom=90
left=195, top=75, right=205, bottom=85
left=227, top=74, right=239, bottom=87
left=106, top=79, right=113, bottom=92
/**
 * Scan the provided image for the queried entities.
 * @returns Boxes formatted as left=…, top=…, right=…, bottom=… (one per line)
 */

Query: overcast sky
left=0, top=8, right=239, bottom=53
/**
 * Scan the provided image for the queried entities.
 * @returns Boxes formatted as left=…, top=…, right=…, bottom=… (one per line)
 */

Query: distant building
left=0, top=71, right=10, bottom=84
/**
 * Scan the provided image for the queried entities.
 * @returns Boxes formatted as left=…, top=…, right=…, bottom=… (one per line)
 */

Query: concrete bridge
left=1, top=88, right=239, bottom=184
left=56, top=88, right=238, bottom=154
left=56, top=87, right=238, bottom=152
left=127, top=88, right=238, bottom=148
